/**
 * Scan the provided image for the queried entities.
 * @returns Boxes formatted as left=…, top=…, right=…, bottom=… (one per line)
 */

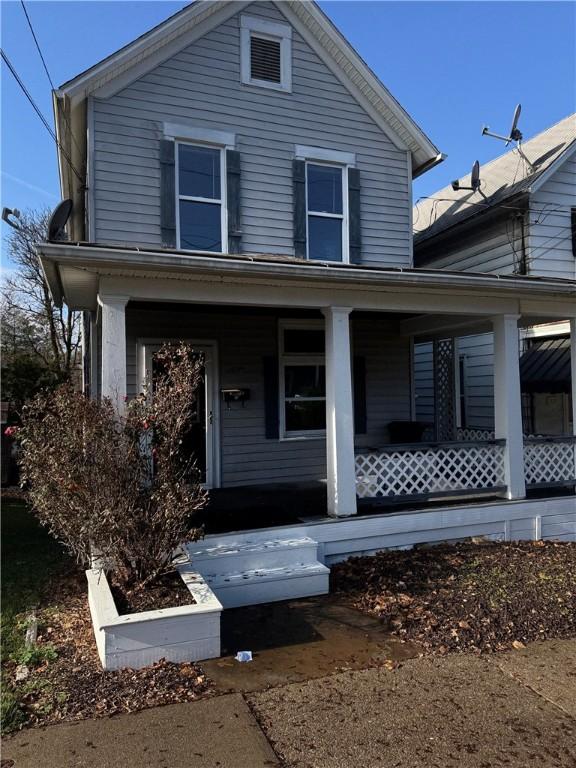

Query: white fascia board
left=281, top=0, right=441, bottom=167
left=62, top=1, right=251, bottom=105
left=295, top=145, right=356, bottom=165
left=164, top=123, right=235, bottom=148
left=527, top=140, right=576, bottom=194
left=37, top=243, right=576, bottom=302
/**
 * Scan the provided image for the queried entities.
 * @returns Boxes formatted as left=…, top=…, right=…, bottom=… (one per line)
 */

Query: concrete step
left=188, top=536, right=320, bottom=573
left=202, top=562, right=330, bottom=609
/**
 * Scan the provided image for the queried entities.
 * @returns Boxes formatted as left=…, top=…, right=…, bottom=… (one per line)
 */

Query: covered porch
left=39, top=243, right=576, bottom=526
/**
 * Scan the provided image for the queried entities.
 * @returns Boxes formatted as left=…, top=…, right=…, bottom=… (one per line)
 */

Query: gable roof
left=414, top=113, right=576, bottom=244
left=55, top=0, right=441, bottom=178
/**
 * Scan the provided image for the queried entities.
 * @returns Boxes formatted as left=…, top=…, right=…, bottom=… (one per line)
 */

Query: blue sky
left=1, top=0, right=575, bottom=258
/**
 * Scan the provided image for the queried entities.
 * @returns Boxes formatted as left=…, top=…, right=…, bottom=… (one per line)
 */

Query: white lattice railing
left=456, top=427, right=495, bottom=441
left=524, top=437, right=576, bottom=487
left=355, top=441, right=506, bottom=499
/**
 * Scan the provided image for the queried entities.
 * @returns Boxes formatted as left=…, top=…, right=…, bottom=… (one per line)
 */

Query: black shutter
left=353, top=356, right=367, bottom=434
left=348, top=167, right=361, bottom=264
left=227, top=149, right=242, bottom=254
left=263, top=356, right=280, bottom=439
left=293, top=159, right=307, bottom=258
left=160, top=139, right=176, bottom=248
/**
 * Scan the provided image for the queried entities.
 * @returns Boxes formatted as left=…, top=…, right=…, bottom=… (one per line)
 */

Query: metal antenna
left=482, top=104, right=535, bottom=171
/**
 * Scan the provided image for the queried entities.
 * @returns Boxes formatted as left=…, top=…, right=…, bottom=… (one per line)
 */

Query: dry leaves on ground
left=331, top=541, right=576, bottom=655
left=3, top=570, right=212, bottom=729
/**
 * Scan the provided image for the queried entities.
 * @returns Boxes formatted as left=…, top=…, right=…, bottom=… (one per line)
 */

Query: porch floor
left=198, top=483, right=575, bottom=535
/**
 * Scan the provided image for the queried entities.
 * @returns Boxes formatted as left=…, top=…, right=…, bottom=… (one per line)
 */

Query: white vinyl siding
left=415, top=214, right=523, bottom=274
left=91, top=1, right=412, bottom=266
left=528, top=154, right=576, bottom=280
left=414, top=334, right=495, bottom=432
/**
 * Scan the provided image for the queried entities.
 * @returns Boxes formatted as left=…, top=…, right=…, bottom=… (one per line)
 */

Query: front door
left=141, top=342, right=218, bottom=488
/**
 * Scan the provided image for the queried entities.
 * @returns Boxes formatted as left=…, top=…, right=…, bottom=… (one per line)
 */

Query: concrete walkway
left=4, top=640, right=576, bottom=768
left=2, top=694, right=279, bottom=768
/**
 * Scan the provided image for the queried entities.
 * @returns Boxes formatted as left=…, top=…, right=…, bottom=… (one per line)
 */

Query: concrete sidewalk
left=3, top=639, right=576, bottom=768
left=2, top=694, right=279, bottom=768
left=250, top=640, right=576, bottom=768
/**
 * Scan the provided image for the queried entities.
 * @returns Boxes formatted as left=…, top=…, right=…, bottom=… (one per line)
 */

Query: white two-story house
left=37, top=0, right=575, bottom=570
left=413, top=115, right=576, bottom=500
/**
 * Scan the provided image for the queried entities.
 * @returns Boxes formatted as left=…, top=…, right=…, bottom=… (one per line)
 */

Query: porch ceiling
left=37, top=242, right=576, bottom=322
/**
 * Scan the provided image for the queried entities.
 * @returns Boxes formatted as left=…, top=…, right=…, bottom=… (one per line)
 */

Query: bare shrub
left=17, top=343, right=207, bottom=587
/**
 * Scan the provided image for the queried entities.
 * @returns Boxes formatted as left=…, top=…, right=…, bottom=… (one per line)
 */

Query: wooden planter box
left=87, top=565, right=222, bottom=670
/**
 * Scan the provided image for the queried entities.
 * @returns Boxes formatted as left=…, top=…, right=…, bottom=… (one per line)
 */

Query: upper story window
left=240, top=15, right=292, bottom=92
left=176, top=142, right=225, bottom=252
left=307, top=163, right=347, bottom=262
left=295, top=146, right=355, bottom=264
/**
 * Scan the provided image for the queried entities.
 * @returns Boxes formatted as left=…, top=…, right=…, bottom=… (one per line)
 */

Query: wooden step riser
left=210, top=572, right=330, bottom=609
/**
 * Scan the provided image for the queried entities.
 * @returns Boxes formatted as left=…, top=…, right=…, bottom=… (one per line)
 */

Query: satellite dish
left=47, top=199, right=73, bottom=242
left=508, top=104, right=522, bottom=144
left=470, top=160, right=481, bottom=191
left=482, top=103, right=523, bottom=145
left=451, top=160, right=482, bottom=194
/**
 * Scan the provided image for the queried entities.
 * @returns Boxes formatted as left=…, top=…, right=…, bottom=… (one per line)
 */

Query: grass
left=1, top=498, right=69, bottom=732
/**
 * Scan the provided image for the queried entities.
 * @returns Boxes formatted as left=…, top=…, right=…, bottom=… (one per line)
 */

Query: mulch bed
left=3, top=569, right=212, bottom=730
left=332, top=541, right=576, bottom=655
left=110, top=571, right=194, bottom=614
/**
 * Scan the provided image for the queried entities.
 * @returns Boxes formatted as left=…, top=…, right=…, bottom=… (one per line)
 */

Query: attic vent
left=250, top=36, right=281, bottom=83
left=241, top=15, right=292, bottom=92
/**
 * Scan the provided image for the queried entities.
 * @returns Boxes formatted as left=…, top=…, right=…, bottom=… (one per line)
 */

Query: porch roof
left=36, top=241, right=576, bottom=323
left=520, top=336, right=572, bottom=394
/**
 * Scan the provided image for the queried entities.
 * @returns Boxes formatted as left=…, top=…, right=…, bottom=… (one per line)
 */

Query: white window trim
left=240, top=14, right=292, bottom=93
left=295, top=145, right=356, bottom=166
left=278, top=319, right=326, bottom=441
left=305, top=160, right=350, bottom=265
left=175, top=141, right=227, bottom=255
left=164, top=122, right=235, bottom=149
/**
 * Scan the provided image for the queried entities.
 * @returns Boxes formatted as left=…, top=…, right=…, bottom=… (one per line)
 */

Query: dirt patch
left=332, top=541, right=576, bottom=655
left=2, top=569, right=212, bottom=730
left=110, top=571, right=194, bottom=614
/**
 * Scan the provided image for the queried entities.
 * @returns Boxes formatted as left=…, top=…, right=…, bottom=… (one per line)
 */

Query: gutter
left=37, top=242, right=576, bottom=303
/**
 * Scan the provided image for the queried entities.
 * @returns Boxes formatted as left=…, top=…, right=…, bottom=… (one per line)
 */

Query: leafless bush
left=17, top=343, right=207, bottom=587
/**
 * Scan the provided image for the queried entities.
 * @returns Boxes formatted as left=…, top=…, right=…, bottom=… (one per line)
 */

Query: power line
left=1, top=48, right=84, bottom=184
left=19, top=0, right=83, bottom=159
left=20, top=0, right=55, bottom=90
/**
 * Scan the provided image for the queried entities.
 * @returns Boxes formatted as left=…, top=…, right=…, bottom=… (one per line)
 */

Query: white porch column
left=322, top=307, right=357, bottom=517
left=98, top=294, right=129, bottom=413
left=493, top=314, right=526, bottom=499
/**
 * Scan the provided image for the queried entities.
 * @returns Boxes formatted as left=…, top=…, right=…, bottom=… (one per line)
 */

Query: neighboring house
left=413, top=115, right=576, bottom=446
left=37, top=0, right=575, bottom=587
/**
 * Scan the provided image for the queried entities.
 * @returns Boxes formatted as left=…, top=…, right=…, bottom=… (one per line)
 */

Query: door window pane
left=285, top=400, right=326, bottom=432
left=308, top=216, right=342, bottom=262
left=179, top=145, right=221, bottom=200
left=179, top=200, right=221, bottom=252
left=283, top=329, right=325, bottom=354
left=285, top=365, right=325, bottom=398
left=307, top=164, right=342, bottom=214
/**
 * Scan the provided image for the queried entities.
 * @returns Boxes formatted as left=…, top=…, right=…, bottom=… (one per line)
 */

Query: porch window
left=176, top=143, right=225, bottom=253
left=279, top=322, right=326, bottom=438
left=306, top=163, right=347, bottom=262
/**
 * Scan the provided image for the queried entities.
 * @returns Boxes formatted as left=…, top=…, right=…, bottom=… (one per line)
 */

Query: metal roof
left=414, top=113, right=576, bottom=243
left=520, top=336, right=571, bottom=393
